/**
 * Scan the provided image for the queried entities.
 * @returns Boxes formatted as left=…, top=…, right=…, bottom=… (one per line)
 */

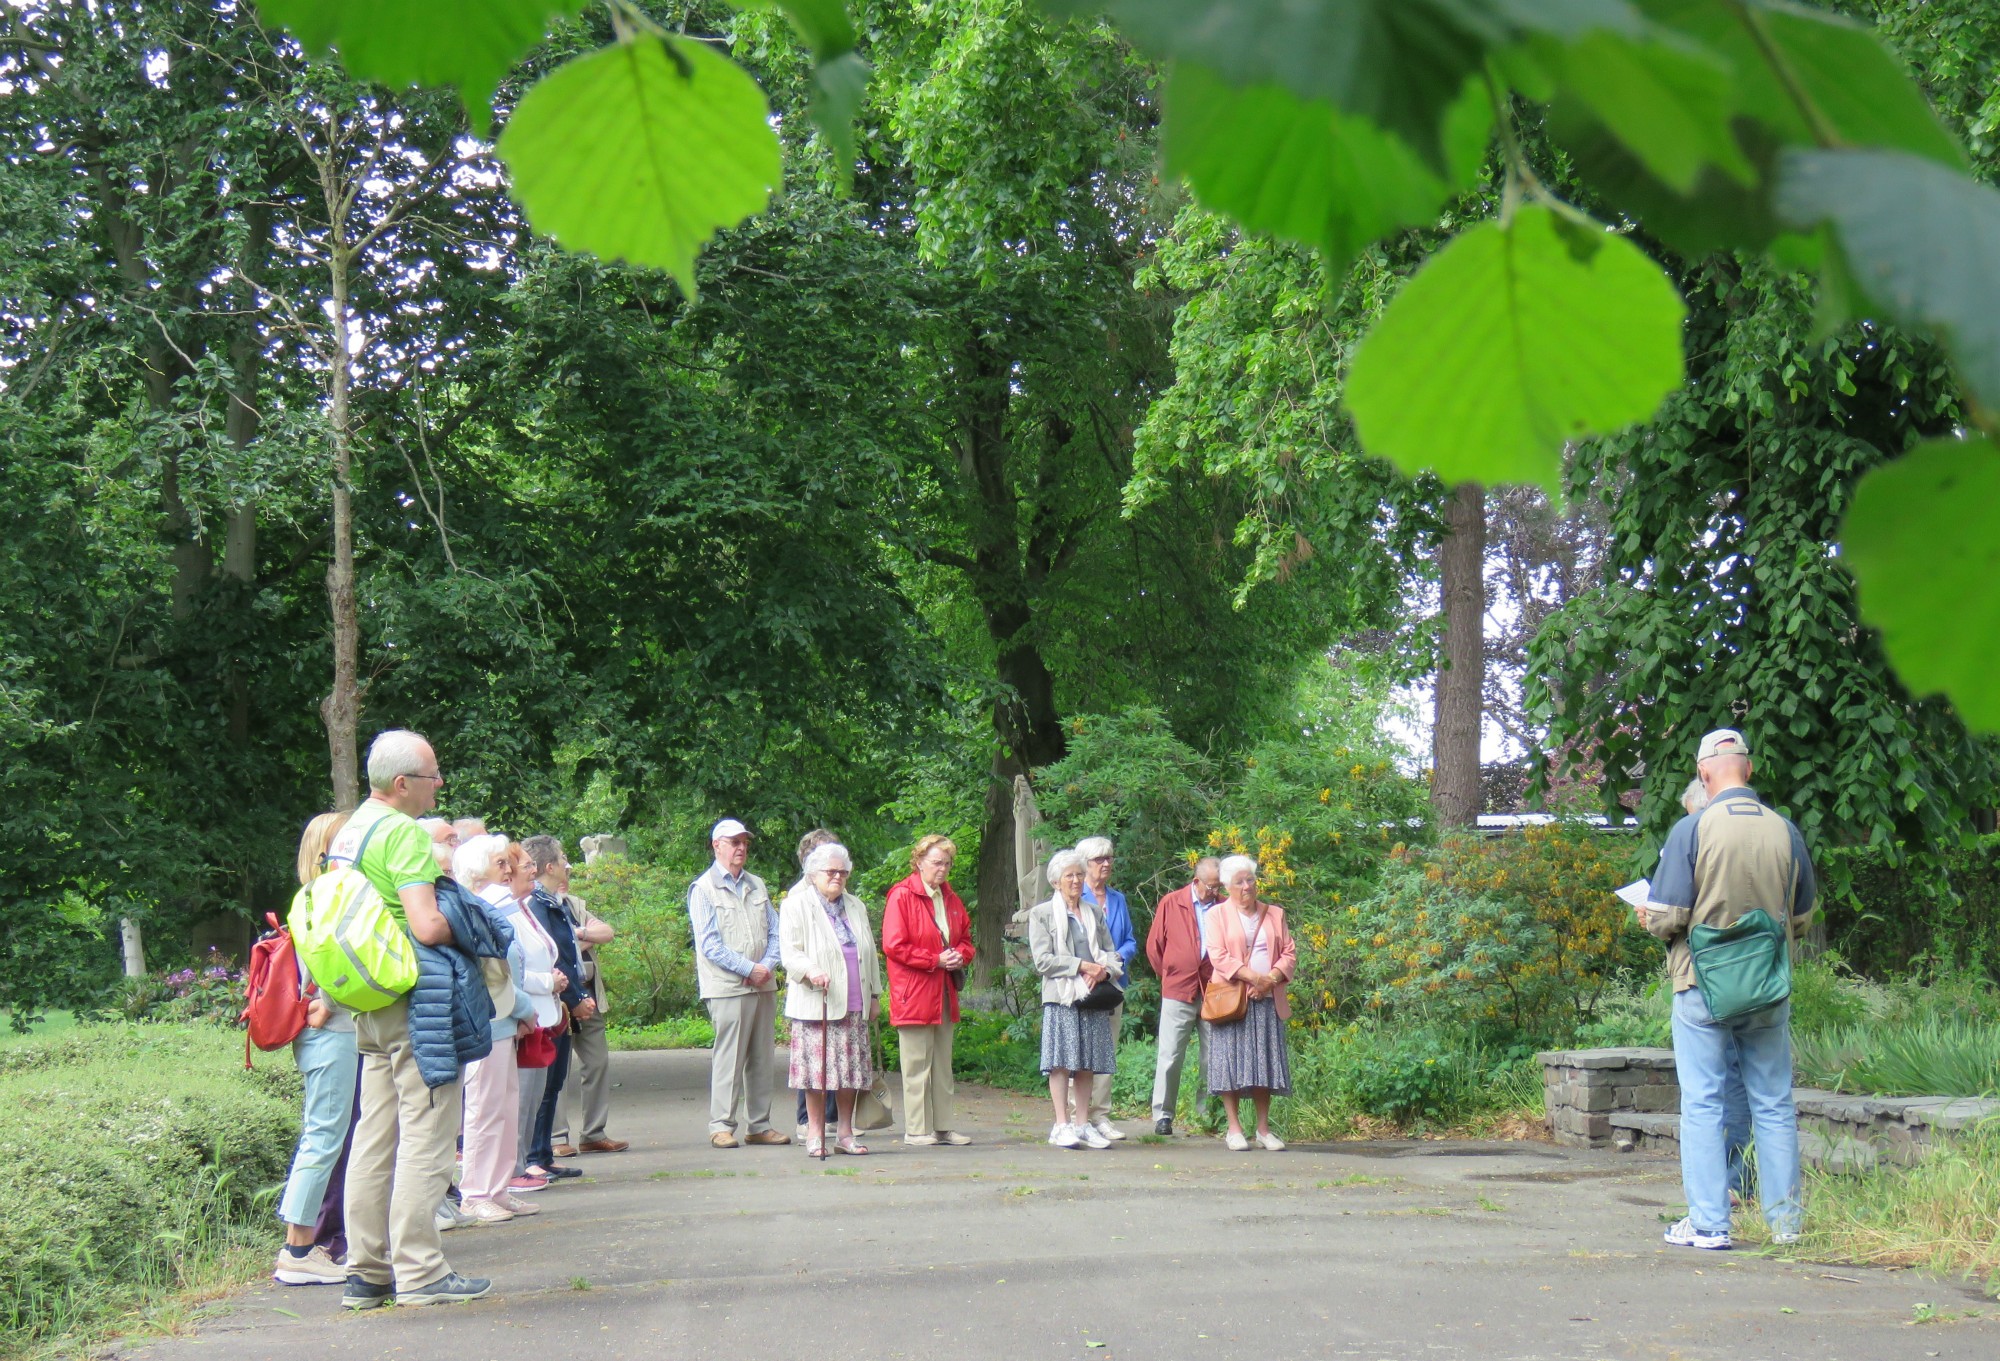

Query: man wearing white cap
left=687, top=819, right=789, bottom=1148
left=1642, top=729, right=1816, bottom=1252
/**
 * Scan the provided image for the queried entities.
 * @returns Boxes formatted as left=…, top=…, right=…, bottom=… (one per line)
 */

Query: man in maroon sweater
left=1144, top=857, right=1223, bottom=1134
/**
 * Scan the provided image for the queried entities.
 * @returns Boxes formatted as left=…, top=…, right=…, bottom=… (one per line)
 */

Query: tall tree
left=1431, top=481, right=1484, bottom=827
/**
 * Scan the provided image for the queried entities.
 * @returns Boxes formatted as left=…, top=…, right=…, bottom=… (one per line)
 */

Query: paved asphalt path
left=122, top=1048, right=1996, bottom=1361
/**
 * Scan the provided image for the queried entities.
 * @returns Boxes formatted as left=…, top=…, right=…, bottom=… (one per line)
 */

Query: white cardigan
left=779, top=882, right=883, bottom=1022
left=484, top=884, right=562, bottom=1027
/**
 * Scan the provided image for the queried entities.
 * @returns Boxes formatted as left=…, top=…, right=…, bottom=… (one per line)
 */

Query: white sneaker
left=1771, top=1230, right=1801, bottom=1246
left=434, top=1200, right=471, bottom=1232
left=459, top=1198, right=514, bottom=1225
left=1092, top=1120, right=1127, bottom=1142
left=273, top=1244, right=345, bottom=1285
left=1049, top=1122, right=1081, bottom=1149
left=1256, top=1130, right=1286, bottom=1152
left=1663, top=1216, right=1732, bottom=1250
left=1077, top=1122, right=1112, bottom=1149
left=1224, top=1129, right=1250, bottom=1152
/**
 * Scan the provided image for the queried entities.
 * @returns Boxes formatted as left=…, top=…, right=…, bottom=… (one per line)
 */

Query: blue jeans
left=528, top=1031, right=571, bottom=1167
left=278, top=1024, right=360, bottom=1226
left=1672, top=988, right=1801, bottom=1237
left=1724, top=1040, right=1752, bottom=1200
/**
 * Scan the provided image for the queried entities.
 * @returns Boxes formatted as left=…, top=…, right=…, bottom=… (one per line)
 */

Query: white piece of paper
left=1614, top=879, right=1652, bottom=910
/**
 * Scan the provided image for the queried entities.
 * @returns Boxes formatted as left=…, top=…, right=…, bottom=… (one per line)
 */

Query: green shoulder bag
left=1687, top=907, right=1792, bottom=1022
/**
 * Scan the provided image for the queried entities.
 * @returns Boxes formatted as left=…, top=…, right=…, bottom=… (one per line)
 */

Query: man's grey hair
left=452, top=833, right=510, bottom=891
left=1681, top=779, right=1710, bottom=816
left=1193, top=856, right=1221, bottom=878
left=521, top=834, right=565, bottom=875
left=1218, top=854, right=1258, bottom=887
left=1076, top=835, right=1114, bottom=862
left=1047, top=848, right=1086, bottom=886
left=797, top=827, right=838, bottom=868
left=453, top=817, right=487, bottom=839
left=803, top=842, right=853, bottom=876
left=365, top=729, right=432, bottom=793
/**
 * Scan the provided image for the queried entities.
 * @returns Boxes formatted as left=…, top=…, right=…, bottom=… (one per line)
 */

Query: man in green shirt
left=328, top=730, right=489, bottom=1309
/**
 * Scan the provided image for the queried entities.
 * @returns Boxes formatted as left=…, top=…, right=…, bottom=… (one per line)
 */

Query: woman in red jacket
left=883, top=835, right=977, bottom=1146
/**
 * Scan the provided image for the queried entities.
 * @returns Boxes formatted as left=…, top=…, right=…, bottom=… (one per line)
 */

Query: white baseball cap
left=1696, top=729, right=1752, bottom=762
left=710, top=818, right=751, bottom=841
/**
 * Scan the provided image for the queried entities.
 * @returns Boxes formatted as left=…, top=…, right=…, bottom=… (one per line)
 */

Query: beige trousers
left=556, top=1011, right=613, bottom=1146
left=345, top=997, right=462, bottom=1291
left=898, top=1022, right=957, bottom=1138
left=706, top=991, right=777, bottom=1135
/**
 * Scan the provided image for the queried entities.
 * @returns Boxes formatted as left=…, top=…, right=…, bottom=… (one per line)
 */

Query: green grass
left=1793, top=1016, right=2000, bottom=1097
left=606, top=1013, right=715, bottom=1050
left=0, top=1012, right=77, bottom=1046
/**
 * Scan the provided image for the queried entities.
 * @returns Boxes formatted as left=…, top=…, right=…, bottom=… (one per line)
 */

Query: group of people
left=691, top=823, right=1302, bottom=1161
left=268, top=731, right=630, bottom=1307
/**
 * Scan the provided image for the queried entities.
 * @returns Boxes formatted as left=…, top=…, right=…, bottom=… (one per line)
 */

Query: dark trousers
left=312, top=1069, right=363, bottom=1256
left=529, top=1031, right=572, bottom=1167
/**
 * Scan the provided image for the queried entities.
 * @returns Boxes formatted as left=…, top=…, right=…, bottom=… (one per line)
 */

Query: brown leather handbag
left=1200, top=975, right=1249, bottom=1024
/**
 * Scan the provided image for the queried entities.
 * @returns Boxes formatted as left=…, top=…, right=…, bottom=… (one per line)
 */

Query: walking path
left=125, top=1048, right=1995, bottom=1361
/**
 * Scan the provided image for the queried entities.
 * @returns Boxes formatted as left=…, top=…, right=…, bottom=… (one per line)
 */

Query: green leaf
left=769, top=0, right=858, bottom=55
left=1344, top=206, right=1686, bottom=490
left=1039, top=0, right=1641, bottom=170
left=1548, top=99, right=1780, bottom=256
left=1641, top=0, right=1964, bottom=171
left=1162, top=63, right=1490, bottom=283
left=1538, top=28, right=1750, bottom=194
left=1775, top=148, right=2000, bottom=414
left=256, top=0, right=588, bottom=136
left=733, top=0, right=868, bottom=187
left=497, top=37, right=782, bottom=296
left=1842, top=437, right=2000, bottom=732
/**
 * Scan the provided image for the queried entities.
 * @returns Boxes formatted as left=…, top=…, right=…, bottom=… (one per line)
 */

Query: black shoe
left=544, top=1164, right=584, bottom=1179
left=1154, top=1118, right=1173, bottom=1136
left=343, top=1275, right=395, bottom=1310
left=396, top=1271, right=492, bottom=1306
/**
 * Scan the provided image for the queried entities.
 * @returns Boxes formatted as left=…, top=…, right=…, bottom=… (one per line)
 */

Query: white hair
left=803, top=842, right=853, bottom=876
left=1218, top=854, right=1258, bottom=886
left=1681, top=779, right=1710, bottom=816
left=1047, top=848, right=1086, bottom=886
left=452, top=834, right=510, bottom=890
left=1075, top=835, right=1114, bottom=862
left=366, top=729, right=432, bottom=793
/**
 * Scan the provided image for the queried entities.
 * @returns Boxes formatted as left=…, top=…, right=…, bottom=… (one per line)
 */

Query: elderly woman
left=450, top=834, right=544, bottom=1223
left=1200, top=854, right=1297, bottom=1152
left=273, top=811, right=357, bottom=1285
left=883, top=833, right=976, bottom=1147
left=780, top=843, right=884, bottom=1158
left=1028, top=848, right=1123, bottom=1150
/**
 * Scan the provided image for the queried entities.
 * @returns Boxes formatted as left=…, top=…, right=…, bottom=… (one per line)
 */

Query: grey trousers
left=555, top=1011, right=612, bottom=1145
left=1152, top=998, right=1200, bottom=1120
left=706, top=991, right=778, bottom=1136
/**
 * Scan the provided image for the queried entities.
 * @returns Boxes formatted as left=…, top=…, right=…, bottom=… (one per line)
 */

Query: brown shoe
left=710, top=1131, right=739, bottom=1149
left=743, top=1129, right=792, bottom=1146
left=553, top=1144, right=579, bottom=1159
left=579, top=1138, right=630, bottom=1153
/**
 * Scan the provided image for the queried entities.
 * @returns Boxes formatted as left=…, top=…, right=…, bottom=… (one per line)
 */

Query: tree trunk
left=1432, top=481, right=1485, bottom=830
left=119, top=917, right=147, bottom=978
left=321, top=246, right=362, bottom=812
left=972, top=750, right=1020, bottom=990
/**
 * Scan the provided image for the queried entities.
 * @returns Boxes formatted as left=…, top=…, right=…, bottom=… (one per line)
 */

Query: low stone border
left=1539, top=1047, right=2000, bottom=1174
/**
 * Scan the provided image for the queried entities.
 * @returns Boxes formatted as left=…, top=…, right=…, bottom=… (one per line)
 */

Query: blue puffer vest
left=408, top=877, right=508, bottom=1088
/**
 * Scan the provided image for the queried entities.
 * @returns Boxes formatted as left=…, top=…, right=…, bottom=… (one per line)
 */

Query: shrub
left=1818, top=835, right=2000, bottom=982
left=571, top=859, right=702, bottom=1026
left=0, top=1024, right=300, bottom=1345
left=606, top=1014, right=715, bottom=1051
left=1331, top=1027, right=1475, bottom=1125
left=99, top=948, right=245, bottom=1026
left=1793, top=1016, right=2000, bottom=1097
left=1343, top=826, right=1652, bottom=1041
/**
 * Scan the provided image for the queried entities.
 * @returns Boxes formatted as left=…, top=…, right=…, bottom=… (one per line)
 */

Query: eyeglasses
left=403, top=772, right=445, bottom=784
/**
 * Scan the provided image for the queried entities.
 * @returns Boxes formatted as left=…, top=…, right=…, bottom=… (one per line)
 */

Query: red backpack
left=240, top=911, right=310, bottom=1067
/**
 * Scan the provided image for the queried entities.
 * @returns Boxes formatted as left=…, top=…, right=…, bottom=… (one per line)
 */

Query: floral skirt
left=788, top=1012, right=873, bottom=1091
left=1041, top=1003, right=1116, bottom=1075
left=1201, top=996, right=1293, bottom=1096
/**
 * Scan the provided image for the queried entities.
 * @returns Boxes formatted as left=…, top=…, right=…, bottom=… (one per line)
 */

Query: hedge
left=1820, top=835, right=2000, bottom=981
left=0, top=1024, right=300, bottom=1347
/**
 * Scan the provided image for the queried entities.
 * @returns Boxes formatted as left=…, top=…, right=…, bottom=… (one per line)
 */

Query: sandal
left=807, top=1135, right=827, bottom=1161
left=834, top=1135, right=869, bottom=1156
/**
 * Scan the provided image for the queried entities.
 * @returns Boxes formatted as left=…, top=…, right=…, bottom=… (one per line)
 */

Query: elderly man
left=1071, top=836, right=1138, bottom=1141
left=1145, top=856, right=1223, bottom=1135
left=535, top=841, right=628, bottom=1157
left=1643, top=729, right=1816, bottom=1251
left=688, top=819, right=788, bottom=1148
left=326, top=730, right=489, bottom=1308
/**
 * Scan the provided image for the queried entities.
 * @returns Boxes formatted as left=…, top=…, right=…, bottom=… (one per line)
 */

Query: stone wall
left=1538, top=1047, right=2000, bottom=1172
left=1538, top=1048, right=1679, bottom=1148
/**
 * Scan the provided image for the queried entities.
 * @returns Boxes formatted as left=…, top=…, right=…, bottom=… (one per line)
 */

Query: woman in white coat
left=780, top=843, right=884, bottom=1158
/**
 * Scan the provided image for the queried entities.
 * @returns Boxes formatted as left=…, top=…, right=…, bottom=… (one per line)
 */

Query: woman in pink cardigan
left=1199, top=854, right=1298, bottom=1151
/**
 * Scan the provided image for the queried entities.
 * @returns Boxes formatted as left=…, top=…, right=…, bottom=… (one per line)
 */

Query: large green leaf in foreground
left=1842, top=437, right=2000, bottom=733
left=1162, top=63, right=1489, bottom=284
left=498, top=37, right=782, bottom=295
left=258, top=0, right=588, bottom=135
left=1345, top=206, right=1685, bottom=490
left=1777, top=148, right=2000, bottom=416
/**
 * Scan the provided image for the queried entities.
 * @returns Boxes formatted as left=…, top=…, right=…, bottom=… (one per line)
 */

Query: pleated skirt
left=1040, top=1002, right=1116, bottom=1075
left=1201, top=996, right=1293, bottom=1096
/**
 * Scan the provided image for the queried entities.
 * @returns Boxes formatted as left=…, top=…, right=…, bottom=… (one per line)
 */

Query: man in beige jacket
left=687, top=819, right=789, bottom=1149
